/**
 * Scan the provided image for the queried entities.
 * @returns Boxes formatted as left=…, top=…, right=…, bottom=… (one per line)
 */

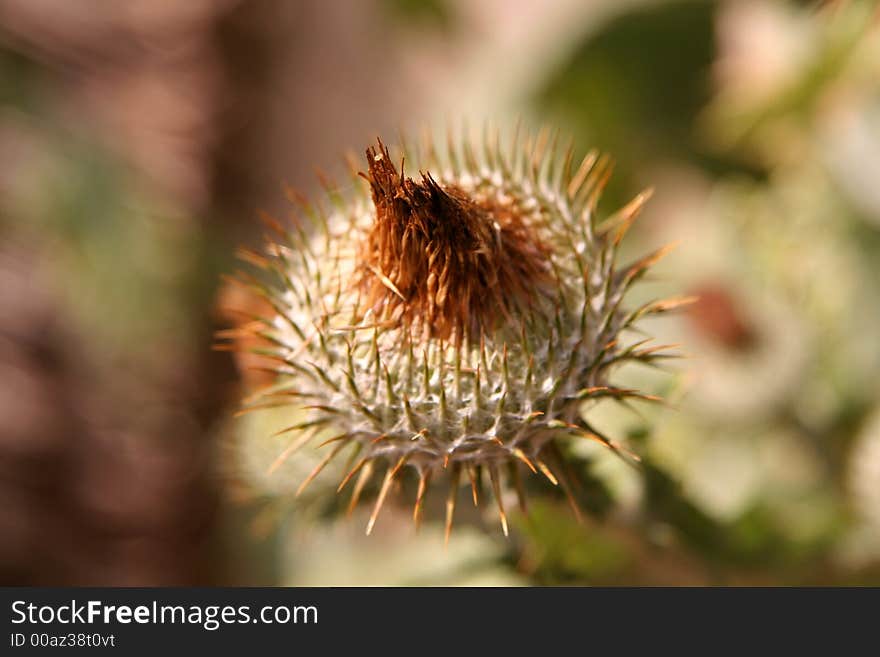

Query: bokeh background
left=2, top=0, right=879, bottom=586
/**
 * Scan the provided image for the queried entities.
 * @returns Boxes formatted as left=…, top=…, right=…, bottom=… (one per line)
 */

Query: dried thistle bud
left=359, top=141, right=554, bottom=342
left=222, top=125, right=685, bottom=538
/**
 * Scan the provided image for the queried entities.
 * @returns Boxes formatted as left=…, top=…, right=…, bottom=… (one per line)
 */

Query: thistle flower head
left=223, top=125, right=685, bottom=538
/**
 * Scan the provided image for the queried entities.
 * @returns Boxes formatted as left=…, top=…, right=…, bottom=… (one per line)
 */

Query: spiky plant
left=221, top=125, right=686, bottom=539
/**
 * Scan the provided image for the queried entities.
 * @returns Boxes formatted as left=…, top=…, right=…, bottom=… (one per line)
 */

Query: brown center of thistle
left=358, top=140, right=553, bottom=342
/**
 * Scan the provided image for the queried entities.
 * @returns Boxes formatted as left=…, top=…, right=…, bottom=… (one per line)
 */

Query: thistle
left=221, top=125, right=686, bottom=539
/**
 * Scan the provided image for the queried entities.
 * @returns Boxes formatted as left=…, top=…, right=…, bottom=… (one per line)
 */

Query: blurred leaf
left=515, top=501, right=629, bottom=584
left=535, top=0, right=722, bottom=202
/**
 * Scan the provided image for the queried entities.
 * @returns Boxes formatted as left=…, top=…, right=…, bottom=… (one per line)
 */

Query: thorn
left=587, top=155, right=614, bottom=210
left=535, top=459, right=558, bottom=486
left=267, top=429, right=316, bottom=475
left=467, top=464, right=480, bottom=506
left=512, top=447, right=538, bottom=473
left=413, top=469, right=431, bottom=530
left=367, top=264, right=405, bottom=300
left=296, top=442, right=347, bottom=497
left=444, top=464, right=462, bottom=546
left=489, top=466, right=509, bottom=537
left=337, top=457, right=368, bottom=493
left=647, top=295, right=700, bottom=313
left=370, top=433, right=390, bottom=445
left=235, top=247, right=270, bottom=269
left=317, top=432, right=349, bottom=448
left=621, top=242, right=681, bottom=285
left=346, top=460, right=375, bottom=516
left=366, top=456, right=406, bottom=535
